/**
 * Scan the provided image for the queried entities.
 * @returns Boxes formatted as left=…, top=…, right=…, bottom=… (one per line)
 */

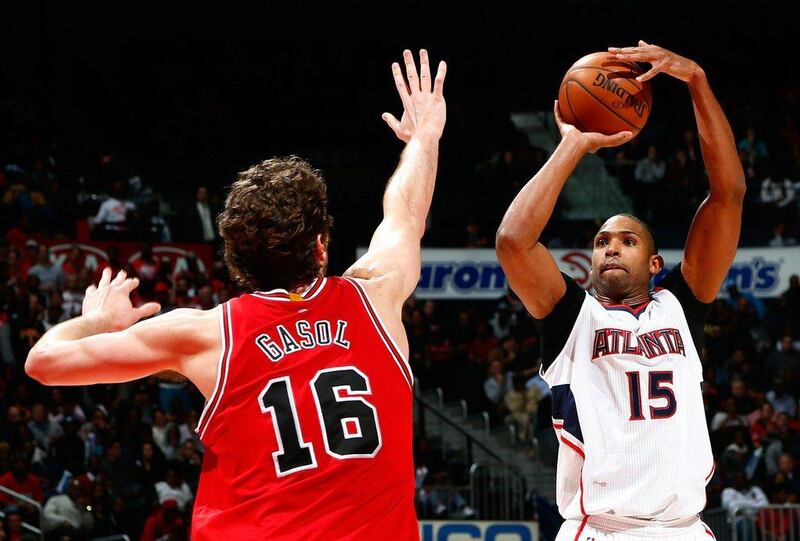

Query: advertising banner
left=356, top=247, right=799, bottom=300
left=419, top=520, right=537, bottom=541
left=43, top=240, right=215, bottom=277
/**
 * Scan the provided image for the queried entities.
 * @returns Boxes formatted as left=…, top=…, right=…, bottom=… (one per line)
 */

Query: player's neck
left=595, top=290, right=651, bottom=307
left=288, top=273, right=325, bottom=295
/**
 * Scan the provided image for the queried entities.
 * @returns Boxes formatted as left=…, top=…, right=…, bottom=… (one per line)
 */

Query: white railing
left=0, top=484, right=43, bottom=540
left=704, top=504, right=800, bottom=541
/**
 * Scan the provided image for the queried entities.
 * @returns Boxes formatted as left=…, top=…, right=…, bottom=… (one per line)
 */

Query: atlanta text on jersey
left=255, top=319, right=351, bottom=362
left=592, top=327, right=687, bottom=361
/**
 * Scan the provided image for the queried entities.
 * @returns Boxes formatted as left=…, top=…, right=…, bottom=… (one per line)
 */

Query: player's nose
left=605, top=240, right=621, bottom=256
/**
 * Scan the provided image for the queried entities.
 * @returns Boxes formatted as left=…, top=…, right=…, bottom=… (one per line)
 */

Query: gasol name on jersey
left=255, top=320, right=351, bottom=362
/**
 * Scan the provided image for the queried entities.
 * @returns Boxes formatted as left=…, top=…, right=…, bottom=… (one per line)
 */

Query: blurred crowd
left=1, top=94, right=800, bottom=539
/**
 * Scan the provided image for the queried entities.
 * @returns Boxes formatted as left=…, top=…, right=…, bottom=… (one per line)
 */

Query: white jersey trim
left=252, top=278, right=327, bottom=302
left=344, top=278, right=413, bottom=389
left=196, top=302, right=234, bottom=439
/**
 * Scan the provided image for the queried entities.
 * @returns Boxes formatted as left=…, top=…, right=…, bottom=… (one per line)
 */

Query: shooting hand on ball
left=554, top=100, right=632, bottom=154
left=609, top=40, right=702, bottom=84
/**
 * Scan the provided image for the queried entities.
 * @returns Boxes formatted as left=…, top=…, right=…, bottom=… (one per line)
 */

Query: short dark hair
left=218, top=156, right=333, bottom=291
left=614, top=213, right=658, bottom=255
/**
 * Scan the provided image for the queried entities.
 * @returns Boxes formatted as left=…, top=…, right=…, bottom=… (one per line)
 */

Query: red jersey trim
left=574, top=516, right=589, bottom=541
left=196, top=303, right=234, bottom=439
left=343, top=278, right=413, bottom=389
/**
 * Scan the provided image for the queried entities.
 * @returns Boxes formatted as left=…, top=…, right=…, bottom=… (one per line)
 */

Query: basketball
left=558, top=52, right=653, bottom=136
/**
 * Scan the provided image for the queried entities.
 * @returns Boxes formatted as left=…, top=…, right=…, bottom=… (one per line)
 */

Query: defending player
left=496, top=42, right=744, bottom=539
left=25, top=50, right=446, bottom=540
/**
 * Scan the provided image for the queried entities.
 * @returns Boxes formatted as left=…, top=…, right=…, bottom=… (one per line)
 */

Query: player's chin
left=595, top=273, right=631, bottom=294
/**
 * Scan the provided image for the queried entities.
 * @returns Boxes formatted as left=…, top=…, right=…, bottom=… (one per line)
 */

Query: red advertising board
left=44, top=240, right=215, bottom=277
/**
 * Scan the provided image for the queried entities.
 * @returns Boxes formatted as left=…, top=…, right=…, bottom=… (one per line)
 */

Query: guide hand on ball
left=609, top=40, right=703, bottom=84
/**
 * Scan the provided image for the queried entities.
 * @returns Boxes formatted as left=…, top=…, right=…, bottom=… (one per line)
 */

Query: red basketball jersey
left=192, top=277, right=417, bottom=540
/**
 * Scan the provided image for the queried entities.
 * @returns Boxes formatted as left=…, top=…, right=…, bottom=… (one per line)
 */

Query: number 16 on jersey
left=258, top=366, right=382, bottom=477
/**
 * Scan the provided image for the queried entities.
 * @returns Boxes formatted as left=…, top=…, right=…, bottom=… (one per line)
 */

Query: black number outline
left=649, top=371, right=677, bottom=419
left=311, top=366, right=382, bottom=460
left=258, top=376, right=318, bottom=477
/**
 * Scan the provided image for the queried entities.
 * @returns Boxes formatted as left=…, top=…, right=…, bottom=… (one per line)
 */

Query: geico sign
left=419, top=521, right=536, bottom=541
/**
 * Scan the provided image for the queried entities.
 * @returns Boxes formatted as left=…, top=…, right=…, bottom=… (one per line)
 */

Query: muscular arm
left=495, top=134, right=583, bottom=318
left=26, top=269, right=218, bottom=398
left=681, top=71, right=745, bottom=302
left=345, top=50, right=447, bottom=314
left=345, top=136, right=439, bottom=309
left=496, top=104, right=631, bottom=318
left=612, top=42, right=746, bottom=303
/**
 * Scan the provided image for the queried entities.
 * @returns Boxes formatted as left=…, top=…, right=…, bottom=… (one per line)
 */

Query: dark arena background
left=1, top=2, right=798, bottom=540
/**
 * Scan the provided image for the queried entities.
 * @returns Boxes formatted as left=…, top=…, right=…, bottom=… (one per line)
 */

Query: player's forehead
left=595, top=216, right=646, bottom=238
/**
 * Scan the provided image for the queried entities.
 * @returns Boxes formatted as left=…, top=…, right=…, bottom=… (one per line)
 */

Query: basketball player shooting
left=25, top=49, right=446, bottom=540
left=496, top=42, right=745, bottom=539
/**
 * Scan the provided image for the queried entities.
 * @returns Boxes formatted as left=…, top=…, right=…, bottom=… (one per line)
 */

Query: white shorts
left=556, top=516, right=716, bottom=541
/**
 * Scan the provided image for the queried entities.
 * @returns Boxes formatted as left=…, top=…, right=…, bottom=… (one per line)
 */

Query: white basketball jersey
left=537, top=265, right=714, bottom=523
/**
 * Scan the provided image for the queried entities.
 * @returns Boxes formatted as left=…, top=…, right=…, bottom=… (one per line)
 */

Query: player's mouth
left=600, top=262, right=627, bottom=273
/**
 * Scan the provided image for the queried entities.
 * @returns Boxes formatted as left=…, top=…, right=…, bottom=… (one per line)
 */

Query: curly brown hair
left=217, top=156, right=333, bottom=291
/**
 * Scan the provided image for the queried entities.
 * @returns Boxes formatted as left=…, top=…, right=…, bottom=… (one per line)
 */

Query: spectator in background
left=92, top=246, right=123, bottom=284
left=504, top=374, right=541, bottom=447
left=766, top=378, right=797, bottom=417
left=760, top=174, right=796, bottom=225
left=489, top=303, right=516, bottom=340
left=0, top=455, right=43, bottom=521
left=726, top=285, right=766, bottom=321
left=768, top=222, right=797, bottom=247
left=484, top=360, right=508, bottom=412
left=3, top=505, right=38, bottom=541
left=776, top=453, right=800, bottom=494
left=42, top=479, right=93, bottom=540
left=712, top=397, right=750, bottom=433
left=749, top=402, right=777, bottom=448
left=681, top=129, right=701, bottom=166
left=141, top=499, right=186, bottom=541
left=634, top=145, right=666, bottom=184
left=464, top=219, right=488, bottom=248
left=154, top=466, right=193, bottom=511
left=739, top=128, right=769, bottom=166
left=151, top=409, right=172, bottom=457
left=781, top=275, right=800, bottom=326
left=633, top=145, right=666, bottom=222
left=60, top=246, right=85, bottom=277
left=60, top=275, right=84, bottom=319
left=722, top=471, right=769, bottom=541
left=89, top=180, right=135, bottom=241
left=132, top=243, right=158, bottom=283
left=27, top=246, right=64, bottom=292
left=767, top=335, right=799, bottom=375
left=182, top=186, right=217, bottom=243
left=27, top=402, right=63, bottom=453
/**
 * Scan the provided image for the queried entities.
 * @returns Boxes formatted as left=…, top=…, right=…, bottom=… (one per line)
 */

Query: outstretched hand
left=608, top=40, right=702, bottom=84
left=383, top=49, right=447, bottom=143
left=82, top=268, right=161, bottom=331
left=553, top=101, right=632, bottom=154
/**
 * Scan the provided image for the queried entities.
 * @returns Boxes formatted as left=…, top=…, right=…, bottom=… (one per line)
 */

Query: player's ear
left=315, top=234, right=328, bottom=265
left=649, top=254, right=664, bottom=277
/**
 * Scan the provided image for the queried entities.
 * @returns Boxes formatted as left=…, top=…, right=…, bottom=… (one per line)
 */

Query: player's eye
left=624, top=239, right=636, bottom=246
left=597, top=239, right=607, bottom=246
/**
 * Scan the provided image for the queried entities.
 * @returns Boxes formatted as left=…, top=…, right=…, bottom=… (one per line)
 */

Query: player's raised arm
left=495, top=103, right=632, bottom=318
left=344, top=49, right=446, bottom=313
left=611, top=41, right=746, bottom=302
left=25, top=268, right=218, bottom=397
